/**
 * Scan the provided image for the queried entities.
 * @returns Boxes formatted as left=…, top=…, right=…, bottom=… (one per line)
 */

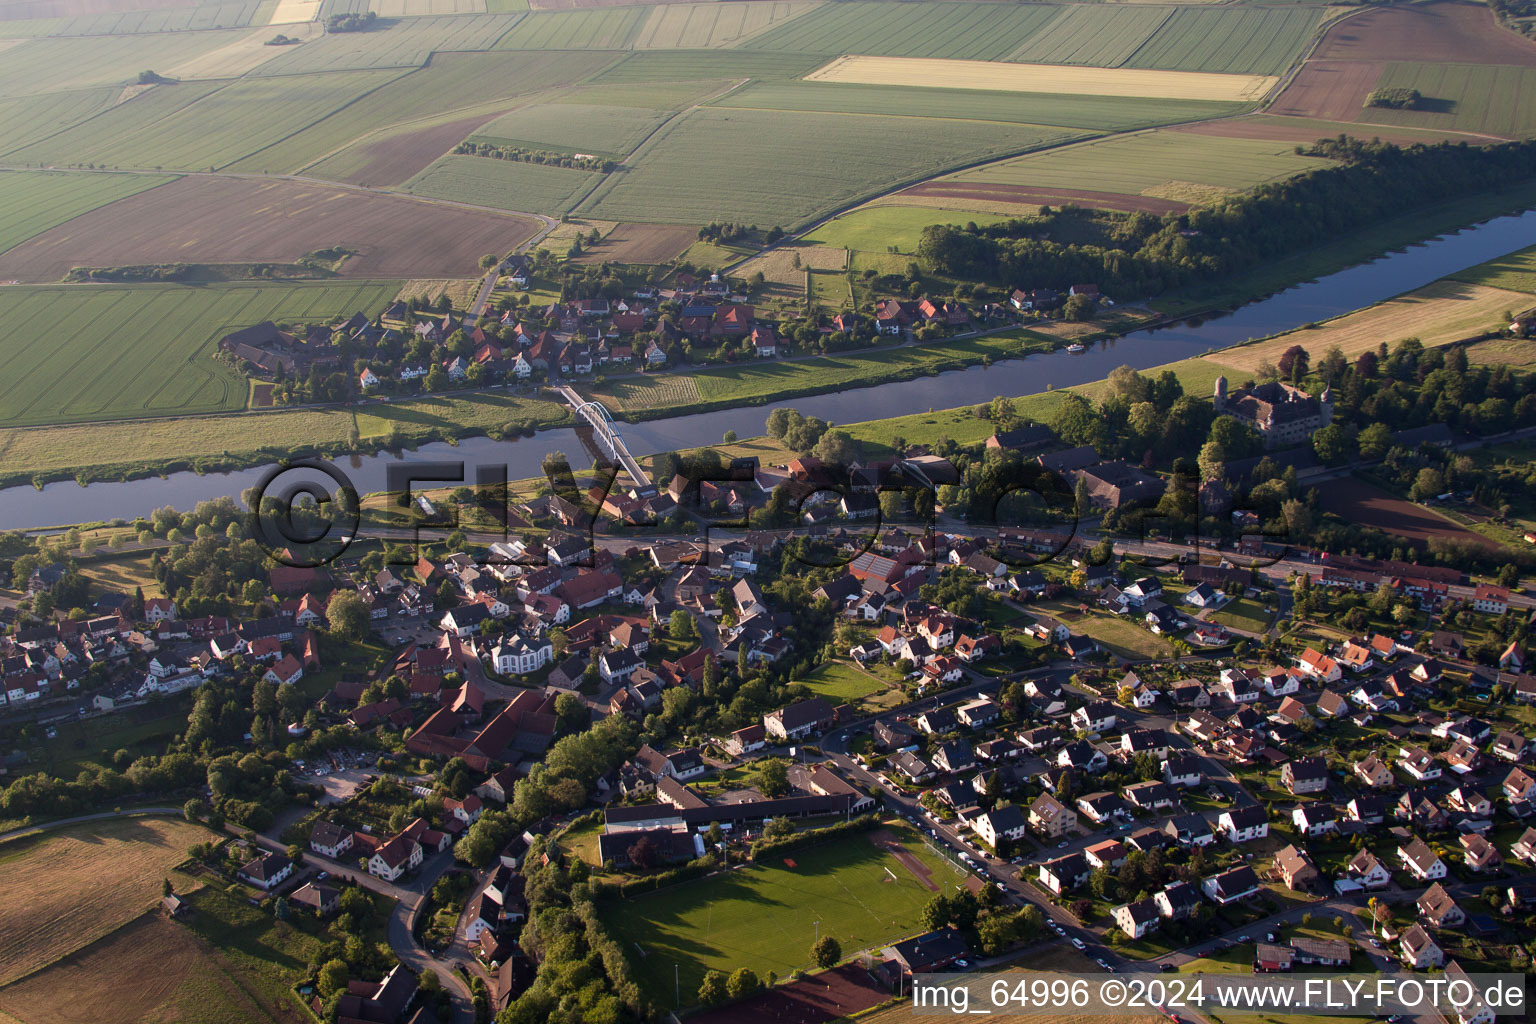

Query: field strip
left=269, top=0, right=319, bottom=24
left=166, top=23, right=321, bottom=79
left=805, top=55, right=1278, bottom=102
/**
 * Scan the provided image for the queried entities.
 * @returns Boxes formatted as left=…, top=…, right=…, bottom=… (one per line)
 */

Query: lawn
left=799, top=660, right=885, bottom=704
left=0, top=171, right=177, bottom=255
left=1450, top=242, right=1536, bottom=294
left=0, top=815, right=219, bottom=986
left=802, top=205, right=1015, bottom=255
left=577, top=106, right=1079, bottom=229
left=0, top=280, right=400, bottom=429
left=1209, top=597, right=1273, bottom=633
left=406, top=154, right=604, bottom=215
left=606, top=824, right=958, bottom=1007
left=950, top=129, right=1331, bottom=199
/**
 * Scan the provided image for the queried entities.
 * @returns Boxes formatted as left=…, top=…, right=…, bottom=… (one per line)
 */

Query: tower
left=1319, top=386, right=1334, bottom=428
left=1213, top=375, right=1228, bottom=412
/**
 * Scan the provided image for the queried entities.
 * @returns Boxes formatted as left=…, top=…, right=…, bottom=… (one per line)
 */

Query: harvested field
left=736, top=243, right=847, bottom=293
left=805, top=55, right=1278, bottom=102
left=0, top=176, right=541, bottom=283
left=687, top=963, right=889, bottom=1024
left=0, top=912, right=287, bottom=1024
left=597, top=374, right=701, bottom=411
left=568, top=222, right=696, bottom=263
left=305, top=111, right=501, bottom=186
left=165, top=21, right=321, bottom=78
left=251, top=13, right=518, bottom=74
left=1313, top=2, right=1536, bottom=66
left=1319, top=476, right=1496, bottom=549
left=0, top=31, right=255, bottom=97
left=268, top=0, right=318, bottom=21
left=1270, top=60, right=1383, bottom=121
left=0, top=816, right=214, bottom=985
left=900, top=181, right=1189, bottom=215
left=1211, top=279, right=1531, bottom=374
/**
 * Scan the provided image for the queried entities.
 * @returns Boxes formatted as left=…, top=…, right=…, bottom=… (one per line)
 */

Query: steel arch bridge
left=556, top=386, right=652, bottom=487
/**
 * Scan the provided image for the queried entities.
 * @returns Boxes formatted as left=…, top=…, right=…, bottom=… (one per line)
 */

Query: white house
left=1218, top=805, right=1269, bottom=844
left=492, top=633, right=553, bottom=676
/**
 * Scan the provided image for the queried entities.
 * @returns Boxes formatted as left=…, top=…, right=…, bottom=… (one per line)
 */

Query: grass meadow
left=0, top=172, right=176, bottom=254
left=799, top=660, right=886, bottom=704
left=0, top=281, right=399, bottom=427
left=949, top=130, right=1331, bottom=198
left=1450, top=243, right=1536, bottom=294
left=802, top=205, right=1014, bottom=254
left=606, top=825, right=954, bottom=1005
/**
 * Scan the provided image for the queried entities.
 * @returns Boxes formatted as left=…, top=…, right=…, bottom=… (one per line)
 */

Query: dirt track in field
left=1313, top=1, right=1536, bottom=65
left=0, top=176, right=541, bottom=282
left=900, top=181, right=1188, bottom=215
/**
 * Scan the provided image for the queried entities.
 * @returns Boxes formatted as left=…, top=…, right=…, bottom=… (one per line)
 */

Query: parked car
left=1071, top=938, right=1086, bottom=951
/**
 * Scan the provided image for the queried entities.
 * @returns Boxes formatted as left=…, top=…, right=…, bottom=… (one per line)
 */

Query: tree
left=921, top=892, right=951, bottom=931
left=813, top=428, right=858, bottom=467
left=811, top=935, right=841, bottom=968
left=668, top=609, right=697, bottom=642
left=1277, top=345, right=1310, bottom=382
left=1197, top=440, right=1226, bottom=482
left=1062, top=294, right=1096, bottom=321
left=726, top=968, right=759, bottom=1000
left=326, top=590, right=369, bottom=642
left=754, top=759, right=789, bottom=798
left=698, top=970, right=728, bottom=1006
left=1311, top=424, right=1356, bottom=466
left=479, top=253, right=498, bottom=270
left=162, top=877, right=174, bottom=897
left=554, top=692, right=587, bottom=734
left=317, top=959, right=349, bottom=999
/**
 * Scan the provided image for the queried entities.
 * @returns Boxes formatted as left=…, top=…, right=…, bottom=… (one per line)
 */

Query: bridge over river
left=552, top=385, right=653, bottom=490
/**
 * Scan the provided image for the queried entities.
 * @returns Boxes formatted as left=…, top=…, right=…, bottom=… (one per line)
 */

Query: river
left=2, top=208, right=1533, bottom=531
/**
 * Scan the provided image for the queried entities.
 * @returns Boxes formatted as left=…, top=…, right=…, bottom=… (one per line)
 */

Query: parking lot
left=297, top=749, right=380, bottom=805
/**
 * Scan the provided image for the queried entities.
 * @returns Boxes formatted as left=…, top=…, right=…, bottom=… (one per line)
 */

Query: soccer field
left=605, top=825, right=957, bottom=1005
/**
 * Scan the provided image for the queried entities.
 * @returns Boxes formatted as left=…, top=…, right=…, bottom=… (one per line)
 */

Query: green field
left=716, top=79, right=1245, bottom=131
left=251, top=14, right=520, bottom=74
left=950, top=130, right=1330, bottom=198
left=1451, top=243, right=1536, bottom=293
left=472, top=102, right=673, bottom=158
left=1121, top=6, right=1322, bottom=75
left=0, top=30, right=255, bottom=97
left=799, top=661, right=885, bottom=703
left=591, top=48, right=825, bottom=82
left=802, top=205, right=1014, bottom=255
left=579, top=106, right=1081, bottom=227
left=0, top=281, right=399, bottom=427
left=406, top=153, right=604, bottom=213
left=0, top=171, right=177, bottom=255
left=552, top=79, right=733, bottom=110
left=1005, top=4, right=1172, bottom=67
left=606, top=825, right=956, bottom=1005
left=9, top=71, right=405, bottom=171
left=1209, top=597, right=1273, bottom=633
left=741, top=0, right=1060, bottom=60
left=0, top=0, right=268, bottom=36
left=232, top=49, right=620, bottom=175
left=0, top=88, right=118, bottom=155
left=493, top=7, right=649, bottom=50
left=1363, top=63, right=1536, bottom=139
left=594, top=331, right=1054, bottom=417
left=632, top=1, right=820, bottom=49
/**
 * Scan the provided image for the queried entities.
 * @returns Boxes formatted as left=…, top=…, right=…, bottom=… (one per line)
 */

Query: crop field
left=230, top=49, right=619, bottom=175
left=578, top=107, right=1079, bottom=227
left=0, top=913, right=286, bottom=1024
left=631, top=1, right=817, bottom=49
left=1268, top=60, right=1385, bottom=123
left=597, top=374, right=702, bottom=412
left=552, top=79, right=731, bottom=109
left=591, top=48, right=824, bottom=82
left=0, top=280, right=399, bottom=427
left=251, top=13, right=519, bottom=73
left=567, top=222, right=697, bottom=263
left=269, top=0, right=320, bottom=23
left=1121, top=6, right=1322, bottom=75
left=1357, top=63, right=1536, bottom=139
left=303, top=110, right=501, bottom=185
left=163, top=21, right=325, bottom=78
left=370, top=0, right=488, bottom=15
left=472, top=101, right=673, bottom=157
left=1450, top=244, right=1536, bottom=293
left=1005, top=4, right=1171, bottom=67
left=1212, top=280, right=1531, bottom=375
left=0, top=176, right=540, bottom=282
left=0, top=29, right=255, bottom=96
left=736, top=242, right=846, bottom=296
left=948, top=130, right=1326, bottom=199
left=406, top=153, right=603, bottom=212
left=802, top=205, right=1012, bottom=254
left=1313, top=1, right=1536, bottom=66
left=806, top=56, right=1277, bottom=102
left=894, top=181, right=1190, bottom=215
left=492, top=5, right=645, bottom=48
left=9, top=70, right=403, bottom=170
left=0, top=78, right=230, bottom=165
left=1319, top=476, right=1496, bottom=549
left=7, top=0, right=269, bottom=35
left=715, top=80, right=1244, bottom=131
left=607, top=825, right=955, bottom=1004
left=0, top=88, right=117, bottom=155
left=0, top=171, right=176, bottom=256
left=740, top=0, right=1060, bottom=61
left=1172, top=113, right=1485, bottom=148
left=0, top=816, right=215, bottom=986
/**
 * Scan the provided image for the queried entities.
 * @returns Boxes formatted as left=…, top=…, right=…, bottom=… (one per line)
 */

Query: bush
left=1365, top=87, right=1421, bottom=109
